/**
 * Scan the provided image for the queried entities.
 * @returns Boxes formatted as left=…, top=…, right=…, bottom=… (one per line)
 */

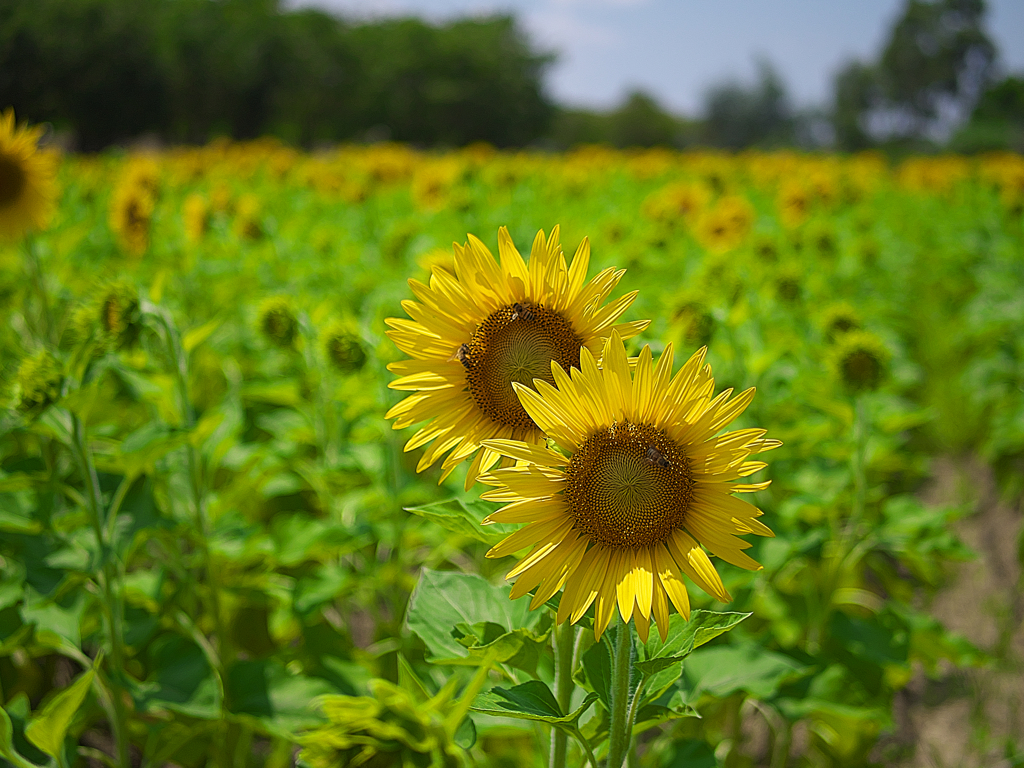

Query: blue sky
left=292, top=0, right=1024, bottom=115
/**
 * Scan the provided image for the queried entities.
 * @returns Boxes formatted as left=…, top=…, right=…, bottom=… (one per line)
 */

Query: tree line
left=0, top=0, right=552, bottom=150
left=1, top=0, right=1021, bottom=152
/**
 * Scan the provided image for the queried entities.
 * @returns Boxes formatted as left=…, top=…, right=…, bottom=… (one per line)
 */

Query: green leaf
left=404, top=569, right=542, bottom=663
left=634, top=610, right=750, bottom=680
left=453, top=716, right=476, bottom=749
left=472, top=680, right=598, bottom=731
left=21, top=589, right=85, bottom=647
left=632, top=696, right=700, bottom=733
left=0, top=707, right=40, bottom=768
left=25, top=655, right=100, bottom=758
left=405, top=498, right=515, bottom=546
left=136, top=635, right=221, bottom=720
left=444, top=622, right=547, bottom=674
left=182, top=318, right=222, bottom=354
left=679, top=643, right=808, bottom=702
left=227, top=659, right=336, bottom=734
left=119, top=423, right=189, bottom=478
left=0, top=507, right=40, bottom=534
left=577, top=634, right=614, bottom=709
left=663, top=739, right=718, bottom=768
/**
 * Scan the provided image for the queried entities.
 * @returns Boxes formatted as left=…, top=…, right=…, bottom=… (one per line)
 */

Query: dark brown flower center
left=464, top=302, right=582, bottom=432
left=0, top=154, right=26, bottom=207
left=565, top=422, right=694, bottom=549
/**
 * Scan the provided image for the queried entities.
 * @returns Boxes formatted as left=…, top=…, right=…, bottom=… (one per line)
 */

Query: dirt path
left=893, top=457, right=1024, bottom=767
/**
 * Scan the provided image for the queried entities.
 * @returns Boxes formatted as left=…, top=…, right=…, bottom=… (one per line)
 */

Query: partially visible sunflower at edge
left=477, top=332, right=780, bottom=643
left=386, top=226, right=649, bottom=488
left=0, top=109, right=57, bottom=240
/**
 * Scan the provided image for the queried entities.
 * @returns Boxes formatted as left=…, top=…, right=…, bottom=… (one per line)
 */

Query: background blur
left=1, top=0, right=1023, bottom=153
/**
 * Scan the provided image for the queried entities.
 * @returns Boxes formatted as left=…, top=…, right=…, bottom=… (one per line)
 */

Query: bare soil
left=890, top=457, right=1024, bottom=767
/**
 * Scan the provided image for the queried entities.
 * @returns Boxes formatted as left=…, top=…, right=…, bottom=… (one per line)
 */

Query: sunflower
left=109, top=182, right=154, bottom=256
left=477, top=332, right=779, bottom=643
left=0, top=109, right=57, bottom=240
left=386, top=227, right=649, bottom=488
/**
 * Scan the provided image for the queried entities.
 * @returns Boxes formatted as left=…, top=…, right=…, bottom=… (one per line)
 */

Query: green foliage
left=832, top=0, right=998, bottom=147
left=702, top=61, right=794, bottom=149
left=0, top=142, right=1020, bottom=767
left=0, top=0, right=553, bottom=149
left=473, top=681, right=598, bottom=728
left=24, top=655, right=98, bottom=759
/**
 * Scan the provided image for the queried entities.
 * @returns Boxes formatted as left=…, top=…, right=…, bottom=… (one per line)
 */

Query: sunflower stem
left=22, top=234, right=56, bottom=346
left=70, top=416, right=131, bottom=768
left=850, top=394, right=867, bottom=536
left=549, top=620, right=576, bottom=768
left=606, top=619, right=633, bottom=768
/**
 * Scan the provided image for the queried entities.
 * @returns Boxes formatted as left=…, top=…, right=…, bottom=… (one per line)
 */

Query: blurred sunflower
left=695, top=195, right=754, bottom=253
left=386, top=226, right=648, bottom=488
left=183, top=193, right=210, bottom=244
left=109, top=182, right=154, bottom=256
left=831, top=330, right=889, bottom=393
left=0, top=109, right=57, bottom=240
left=478, top=333, right=779, bottom=643
left=820, top=302, right=861, bottom=344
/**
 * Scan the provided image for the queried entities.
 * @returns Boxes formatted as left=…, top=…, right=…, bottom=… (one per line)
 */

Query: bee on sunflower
left=477, top=332, right=779, bottom=643
left=0, top=109, right=58, bottom=241
left=386, top=226, right=649, bottom=488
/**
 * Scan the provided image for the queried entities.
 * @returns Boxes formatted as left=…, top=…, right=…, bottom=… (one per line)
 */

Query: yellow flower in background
left=119, top=155, right=161, bottom=199
left=777, top=179, right=810, bottom=229
left=641, top=181, right=711, bottom=227
left=386, top=226, right=649, bottom=488
left=234, top=193, right=263, bottom=240
left=0, top=109, right=58, bottom=240
left=411, top=159, right=464, bottom=210
left=695, top=194, right=754, bottom=253
left=183, top=193, right=210, bottom=244
left=478, top=333, right=779, bottom=643
left=109, top=182, right=154, bottom=256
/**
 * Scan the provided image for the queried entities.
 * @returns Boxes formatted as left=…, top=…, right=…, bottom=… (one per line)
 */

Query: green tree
left=0, top=1, right=553, bottom=148
left=950, top=74, right=1024, bottom=151
left=833, top=61, right=881, bottom=151
left=346, top=15, right=553, bottom=147
left=879, top=0, right=995, bottom=136
left=0, top=0, right=167, bottom=150
left=701, top=60, right=793, bottom=148
left=832, top=0, right=997, bottom=147
left=608, top=90, right=680, bottom=148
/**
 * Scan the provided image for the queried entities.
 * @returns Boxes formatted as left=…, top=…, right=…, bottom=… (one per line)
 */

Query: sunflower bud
left=15, top=350, right=63, bottom=413
left=820, top=303, right=861, bottom=344
left=258, top=297, right=298, bottom=348
left=831, top=331, right=889, bottom=393
left=98, top=281, right=141, bottom=349
left=752, top=234, right=779, bottom=263
left=322, top=322, right=366, bottom=373
left=298, top=681, right=464, bottom=768
left=774, top=267, right=802, bottom=303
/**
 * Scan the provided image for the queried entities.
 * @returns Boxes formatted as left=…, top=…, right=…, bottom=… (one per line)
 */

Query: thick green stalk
left=157, top=312, right=235, bottom=766
left=605, top=620, right=633, bottom=768
left=72, top=417, right=130, bottom=768
left=549, top=620, right=575, bottom=768
left=851, top=395, right=867, bottom=533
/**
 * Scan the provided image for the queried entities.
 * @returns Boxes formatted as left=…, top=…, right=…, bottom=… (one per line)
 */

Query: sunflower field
left=2, top=112, right=1024, bottom=768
